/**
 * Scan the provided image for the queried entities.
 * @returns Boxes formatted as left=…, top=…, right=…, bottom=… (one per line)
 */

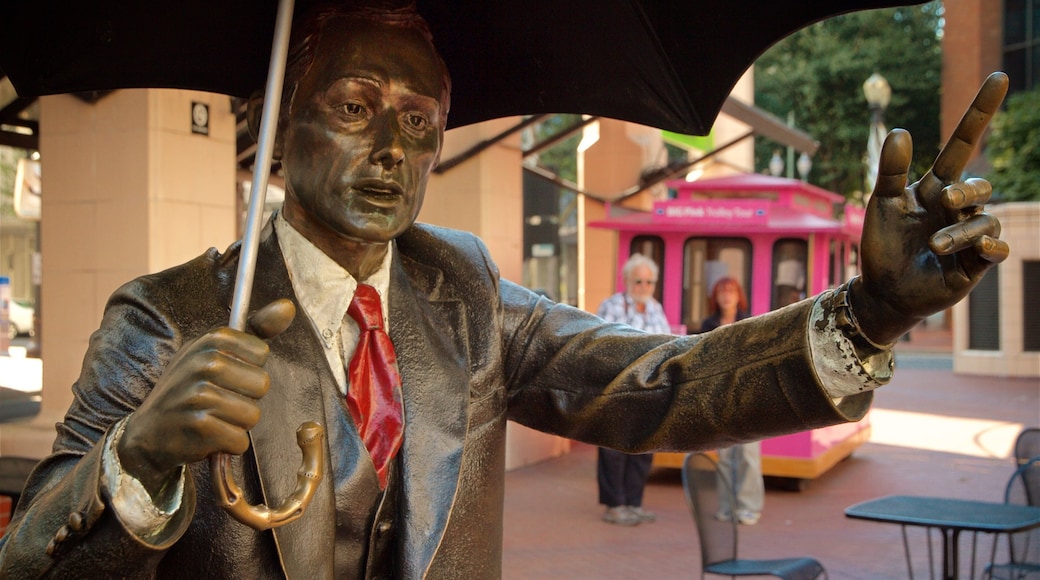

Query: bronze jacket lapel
left=389, top=245, right=470, bottom=576
left=247, top=225, right=339, bottom=579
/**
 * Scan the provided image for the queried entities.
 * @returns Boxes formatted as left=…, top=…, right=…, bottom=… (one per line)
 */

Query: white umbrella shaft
left=230, top=0, right=294, bottom=330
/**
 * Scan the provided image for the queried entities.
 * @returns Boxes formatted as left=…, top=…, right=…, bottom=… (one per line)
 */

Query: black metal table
left=0, top=386, right=40, bottom=423
left=845, top=494, right=1040, bottom=579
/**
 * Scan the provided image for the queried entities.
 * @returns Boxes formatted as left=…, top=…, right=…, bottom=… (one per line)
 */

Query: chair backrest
left=681, top=453, right=739, bottom=569
left=1004, top=457, right=1040, bottom=565
left=1013, top=427, right=1040, bottom=467
left=1007, top=456, right=1040, bottom=507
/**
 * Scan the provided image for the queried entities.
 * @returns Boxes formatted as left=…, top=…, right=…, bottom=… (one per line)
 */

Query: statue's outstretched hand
left=851, top=72, right=1010, bottom=346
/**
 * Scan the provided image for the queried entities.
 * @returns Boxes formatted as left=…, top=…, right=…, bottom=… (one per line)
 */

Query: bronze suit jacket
left=0, top=219, right=872, bottom=579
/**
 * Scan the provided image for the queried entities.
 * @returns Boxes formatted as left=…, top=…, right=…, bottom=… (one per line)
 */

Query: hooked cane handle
left=211, top=421, right=325, bottom=530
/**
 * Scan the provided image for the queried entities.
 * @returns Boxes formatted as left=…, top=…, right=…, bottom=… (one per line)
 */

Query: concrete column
left=578, top=118, right=659, bottom=312
left=3, top=89, right=236, bottom=458
left=716, top=71, right=757, bottom=174
left=424, top=118, right=524, bottom=282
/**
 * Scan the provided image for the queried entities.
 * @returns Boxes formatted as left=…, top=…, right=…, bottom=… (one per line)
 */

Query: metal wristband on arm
left=831, top=276, right=897, bottom=355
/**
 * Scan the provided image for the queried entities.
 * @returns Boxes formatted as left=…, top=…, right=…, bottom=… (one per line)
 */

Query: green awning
left=662, top=129, right=714, bottom=152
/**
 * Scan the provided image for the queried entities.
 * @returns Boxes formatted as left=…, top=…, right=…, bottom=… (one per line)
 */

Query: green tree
left=531, top=114, right=582, bottom=182
left=528, top=114, right=583, bottom=228
left=1, top=147, right=28, bottom=219
left=987, top=87, right=1040, bottom=202
left=754, top=1, right=943, bottom=201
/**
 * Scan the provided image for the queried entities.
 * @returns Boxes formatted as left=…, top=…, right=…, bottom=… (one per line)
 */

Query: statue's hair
left=281, top=1, right=452, bottom=127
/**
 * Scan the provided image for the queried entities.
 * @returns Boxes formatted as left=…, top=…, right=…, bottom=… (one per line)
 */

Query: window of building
left=968, top=266, right=1001, bottom=351
left=681, top=237, right=752, bottom=333
left=1024, top=261, right=1040, bottom=352
left=521, top=173, right=580, bottom=306
left=1004, top=0, right=1040, bottom=92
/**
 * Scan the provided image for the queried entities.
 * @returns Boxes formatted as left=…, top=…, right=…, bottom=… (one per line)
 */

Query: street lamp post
left=769, top=150, right=811, bottom=181
left=796, top=152, right=813, bottom=181
left=862, top=72, right=891, bottom=198
left=769, top=150, right=784, bottom=177
left=765, top=111, right=811, bottom=181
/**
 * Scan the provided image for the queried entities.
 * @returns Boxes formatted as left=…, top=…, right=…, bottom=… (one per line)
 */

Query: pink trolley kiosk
left=589, top=173, right=870, bottom=488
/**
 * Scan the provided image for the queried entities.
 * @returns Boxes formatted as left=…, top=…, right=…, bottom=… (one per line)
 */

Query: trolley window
left=831, top=240, right=862, bottom=288
left=772, top=238, right=808, bottom=310
left=846, top=243, right=861, bottom=283
left=681, top=237, right=752, bottom=334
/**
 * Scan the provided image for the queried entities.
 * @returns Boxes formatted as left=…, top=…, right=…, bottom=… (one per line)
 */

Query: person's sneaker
left=714, top=510, right=732, bottom=522
left=602, top=506, right=640, bottom=526
left=627, top=506, right=656, bottom=523
left=736, top=510, right=760, bottom=525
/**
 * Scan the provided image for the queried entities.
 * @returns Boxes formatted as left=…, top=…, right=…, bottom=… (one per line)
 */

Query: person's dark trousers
left=597, top=447, right=653, bottom=507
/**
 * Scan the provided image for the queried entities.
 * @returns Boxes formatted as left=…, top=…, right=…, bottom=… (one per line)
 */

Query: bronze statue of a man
left=0, top=1, right=1009, bottom=578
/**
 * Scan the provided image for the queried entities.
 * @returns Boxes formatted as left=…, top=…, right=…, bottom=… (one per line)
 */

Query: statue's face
left=279, top=16, right=445, bottom=244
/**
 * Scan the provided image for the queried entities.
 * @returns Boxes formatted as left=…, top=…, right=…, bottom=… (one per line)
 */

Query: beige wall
left=424, top=118, right=524, bottom=283
left=953, top=202, right=1040, bottom=377
left=712, top=71, right=757, bottom=175
left=578, top=118, right=643, bottom=311
left=3, top=89, right=237, bottom=458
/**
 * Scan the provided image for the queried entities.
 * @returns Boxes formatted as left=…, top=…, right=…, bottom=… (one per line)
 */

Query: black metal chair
left=984, top=457, right=1040, bottom=580
left=1014, top=428, right=1040, bottom=468
left=681, top=453, right=828, bottom=580
left=0, top=455, right=39, bottom=517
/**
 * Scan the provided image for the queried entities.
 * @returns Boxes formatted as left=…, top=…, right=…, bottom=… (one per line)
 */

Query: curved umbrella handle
left=211, top=421, right=325, bottom=530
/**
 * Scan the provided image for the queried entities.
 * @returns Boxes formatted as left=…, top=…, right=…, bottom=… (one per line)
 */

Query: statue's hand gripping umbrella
left=0, top=0, right=940, bottom=530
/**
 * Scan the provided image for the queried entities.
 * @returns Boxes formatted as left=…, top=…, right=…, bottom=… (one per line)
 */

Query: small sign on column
left=191, top=102, right=210, bottom=135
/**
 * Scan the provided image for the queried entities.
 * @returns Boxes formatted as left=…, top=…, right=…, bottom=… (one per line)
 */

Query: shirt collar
left=275, top=211, right=393, bottom=348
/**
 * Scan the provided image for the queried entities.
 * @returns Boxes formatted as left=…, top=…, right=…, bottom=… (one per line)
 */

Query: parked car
left=7, top=299, right=35, bottom=339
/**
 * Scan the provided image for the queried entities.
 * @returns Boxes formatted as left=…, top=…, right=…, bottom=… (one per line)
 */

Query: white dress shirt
left=274, top=211, right=393, bottom=394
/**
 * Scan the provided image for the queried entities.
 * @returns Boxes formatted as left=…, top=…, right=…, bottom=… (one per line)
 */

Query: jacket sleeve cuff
left=100, top=417, right=186, bottom=543
left=809, top=286, right=895, bottom=399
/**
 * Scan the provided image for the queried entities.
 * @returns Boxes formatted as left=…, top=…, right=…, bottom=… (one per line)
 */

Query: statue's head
left=281, top=1, right=452, bottom=130
left=251, top=1, right=452, bottom=248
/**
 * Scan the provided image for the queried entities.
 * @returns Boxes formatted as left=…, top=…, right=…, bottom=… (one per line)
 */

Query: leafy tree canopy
left=988, top=87, right=1040, bottom=202
left=531, top=114, right=582, bottom=183
left=753, top=1, right=943, bottom=201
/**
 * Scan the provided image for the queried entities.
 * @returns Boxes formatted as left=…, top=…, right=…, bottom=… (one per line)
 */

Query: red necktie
left=346, top=283, right=404, bottom=489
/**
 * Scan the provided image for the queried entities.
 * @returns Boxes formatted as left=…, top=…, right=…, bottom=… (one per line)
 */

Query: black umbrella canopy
left=0, top=0, right=924, bottom=135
